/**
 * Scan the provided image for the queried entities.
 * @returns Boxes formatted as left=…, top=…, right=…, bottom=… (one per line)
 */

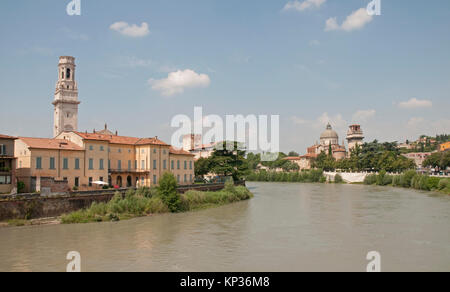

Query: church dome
left=320, top=123, right=339, bottom=140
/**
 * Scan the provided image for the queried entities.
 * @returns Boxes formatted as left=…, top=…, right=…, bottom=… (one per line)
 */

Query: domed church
left=309, top=123, right=347, bottom=161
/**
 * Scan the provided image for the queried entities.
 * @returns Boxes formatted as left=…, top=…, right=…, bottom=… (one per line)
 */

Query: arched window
left=66, top=68, right=71, bottom=79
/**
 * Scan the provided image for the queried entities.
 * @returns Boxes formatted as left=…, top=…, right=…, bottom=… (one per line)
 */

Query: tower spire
left=53, top=56, right=80, bottom=137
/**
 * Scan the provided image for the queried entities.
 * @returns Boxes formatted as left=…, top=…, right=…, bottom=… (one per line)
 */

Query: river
left=0, top=182, right=449, bottom=272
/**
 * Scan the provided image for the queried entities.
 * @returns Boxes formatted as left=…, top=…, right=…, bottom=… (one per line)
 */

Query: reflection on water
left=0, top=182, right=449, bottom=272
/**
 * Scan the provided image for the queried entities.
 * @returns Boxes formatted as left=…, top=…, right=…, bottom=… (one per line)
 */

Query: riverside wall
left=0, top=181, right=246, bottom=221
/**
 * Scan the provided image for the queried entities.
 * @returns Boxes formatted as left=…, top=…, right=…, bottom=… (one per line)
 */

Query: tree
left=288, top=151, right=299, bottom=157
left=209, top=141, right=250, bottom=181
left=246, top=152, right=261, bottom=170
left=194, top=158, right=211, bottom=178
left=423, top=151, right=450, bottom=170
left=158, top=172, right=181, bottom=213
left=313, top=152, right=336, bottom=171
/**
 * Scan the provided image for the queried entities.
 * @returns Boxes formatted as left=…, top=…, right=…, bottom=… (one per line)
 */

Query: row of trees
left=314, top=141, right=416, bottom=172
left=423, top=151, right=450, bottom=170
left=194, top=140, right=448, bottom=181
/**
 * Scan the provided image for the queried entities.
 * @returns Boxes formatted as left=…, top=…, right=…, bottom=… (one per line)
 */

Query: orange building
left=440, top=141, right=450, bottom=152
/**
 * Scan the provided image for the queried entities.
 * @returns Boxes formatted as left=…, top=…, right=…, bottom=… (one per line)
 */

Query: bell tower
left=53, top=56, right=80, bottom=137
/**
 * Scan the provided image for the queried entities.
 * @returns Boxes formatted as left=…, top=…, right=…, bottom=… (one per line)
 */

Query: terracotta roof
left=19, top=137, right=84, bottom=151
left=169, top=147, right=195, bottom=156
left=0, top=134, right=17, bottom=140
left=73, top=132, right=169, bottom=146
left=300, top=153, right=318, bottom=159
left=283, top=156, right=301, bottom=161
left=193, top=142, right=218, bottom=150
left=334, top=148, right=346, bottom=152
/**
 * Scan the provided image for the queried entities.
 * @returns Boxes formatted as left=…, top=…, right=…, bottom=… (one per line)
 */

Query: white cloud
left=407, top=117, right=425, bottom=127
left=149, top=69, right=211, bottom=96
left=325, top=8, right=373, bottom=32
left=309, top=40, right=320, bottom=46
left=398, top=98, right=433, bottom=109
left=283, top=0, right=326, bottom=12
left=110, top=22, right=150, bottom=37
left=291, top=116, right=309, bottom=125
left=317, top=112, right=347, bottom=129
left=353, top=109, right=376, bottom=122
left=325, top=17, right=340, bottom=31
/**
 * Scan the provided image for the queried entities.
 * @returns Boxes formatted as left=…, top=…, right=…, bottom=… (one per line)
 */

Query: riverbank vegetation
left=246, top=169, right=326, bottom=183
left=363, top=170, right=450, bottom=195
left=61, top=174, right=253, bottom=224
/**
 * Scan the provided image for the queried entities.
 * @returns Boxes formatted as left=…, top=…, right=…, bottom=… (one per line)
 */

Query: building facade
left=0, top=134, right=17, bottom=194
left=346, top=124, right=364, bottom=155
left=11, top=56, right=195, bottom=193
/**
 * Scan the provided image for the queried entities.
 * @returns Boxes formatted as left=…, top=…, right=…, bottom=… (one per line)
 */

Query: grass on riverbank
left=364, top=170, right=450, bottom=195
left=246, top=169, right=326, bottom=183
left=61, top=180, right=253, bottom=224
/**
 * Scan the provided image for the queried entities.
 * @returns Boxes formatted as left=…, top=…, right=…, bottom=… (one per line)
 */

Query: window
left=75, top=177, right=79, bottom=187
left=190, top=174, right=193, bottom=182
left=66, top=68, right=71, bottom=79
left=118, top=160, right=122, bottom=170
left=184, top=174, right=187, bottom=183
left=99, top=159, right=104, bottom=170
left=118, top=149, right=122, bottom=153
left=63, top=158, right=69, bottom=170
left=153, top=149, right=157, bottom=154
left=163, top=160, right=167, bottom=170
left=89, top=177, right=93, bottom=187
left=50, top=157, right=56, bottom=170
left=163, top=150, right=166, bottom=155
left=108, top=160, right=111, bottom=169
left=89, top=145, right=94, bottom=151
left=177, top=160, right=180, bottom=170
left=89, top=159, right=94, bottom=170
left=153, top=160, right=157, bottom=170
left=142, top=149, right=145, bottom=154
left=99, top=177, right=104, bottom=182
left=0, top=176, right=10, bottom=184
left=153, top=175, right=157, bottom=185
left=75, top=158, right=80, bottom=169
left=0, top=144, right=5, bottom=155
left=171, top=160, right=174, bottom=170
left=141, top=177, right=145, bottom=185
left=100, top=146, right=104, bottom=151
left=141, top=160, right=145, bottom=170
left=184, top=161, right=187, bottom=170
left=63, top=177, right=68, bottom=182
left=128, top=160, right=131, bottom=171
left=135, top=160, right=137, bottom=169
left=36, top=157, right=42, bottom=169
left=177, top=175, right=180, bottom=183
left=190, top=161, right=193, bottom=170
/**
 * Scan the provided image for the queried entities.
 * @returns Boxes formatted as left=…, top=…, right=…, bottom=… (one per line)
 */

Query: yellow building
left=15, top=131, right=195, bottom=193
left=11, top=56, right=195, bottom=193
left=440, top=141, right=450, bottom=152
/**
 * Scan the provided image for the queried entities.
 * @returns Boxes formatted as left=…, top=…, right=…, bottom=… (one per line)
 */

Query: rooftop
left=19, top=137, right=84, bottom=151
left=73, top=131, right=169, bottom=146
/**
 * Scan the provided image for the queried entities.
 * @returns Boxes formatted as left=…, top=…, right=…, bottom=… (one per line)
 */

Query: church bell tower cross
left=53, top=56, right=80, bottom=137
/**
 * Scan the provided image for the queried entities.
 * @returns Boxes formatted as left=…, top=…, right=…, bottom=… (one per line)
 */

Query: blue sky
left=0, top=0, right=449, bottom=153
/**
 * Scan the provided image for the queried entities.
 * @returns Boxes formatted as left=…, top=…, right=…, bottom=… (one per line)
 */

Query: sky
left=0, top=0, right=449, bottom=153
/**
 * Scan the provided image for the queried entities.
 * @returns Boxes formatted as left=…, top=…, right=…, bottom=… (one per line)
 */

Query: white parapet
left=324, top=172, right=369, bottom=183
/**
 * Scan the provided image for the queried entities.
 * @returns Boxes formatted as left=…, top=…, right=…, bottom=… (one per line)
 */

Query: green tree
left=158, top=172, right=181, bottom=213
left=194, top=157, right=211, bottom=178
left=209, top=141, right=250, bottom=181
